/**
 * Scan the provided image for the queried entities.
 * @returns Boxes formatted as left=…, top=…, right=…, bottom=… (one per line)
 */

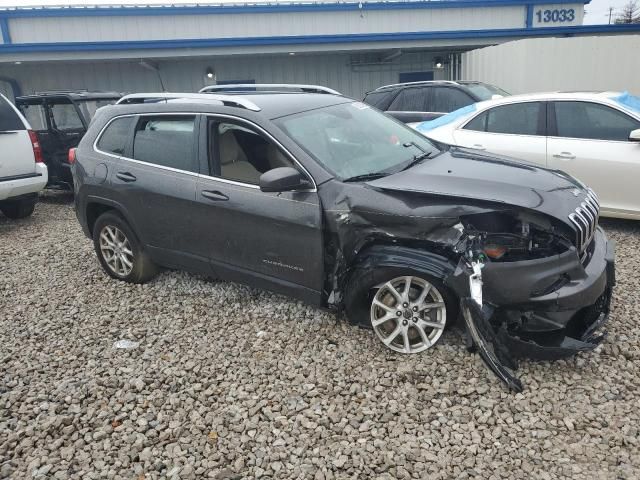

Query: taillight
left=68, top=148, right=77, bottom=165
left=28, top=130, right=43, bottom=163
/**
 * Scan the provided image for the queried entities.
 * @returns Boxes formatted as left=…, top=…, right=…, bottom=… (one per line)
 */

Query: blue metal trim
left=0, top=17, right=11, bottom=44
left=525, top=4, right=534, bottom=28
left=0, top=0, right=591, bottom=18
left=1, top=24, right=638, bottom=54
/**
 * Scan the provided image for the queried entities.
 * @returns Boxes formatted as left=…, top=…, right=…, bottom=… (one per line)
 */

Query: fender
left=84, top=195, right=146, bottom=243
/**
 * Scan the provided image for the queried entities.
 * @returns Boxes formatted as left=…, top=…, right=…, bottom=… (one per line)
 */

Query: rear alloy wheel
left=99, top=225, right=135, bottom=277
left=93, top=211, right=158, bottom=284
left=370, top=275, right=447, bottom=354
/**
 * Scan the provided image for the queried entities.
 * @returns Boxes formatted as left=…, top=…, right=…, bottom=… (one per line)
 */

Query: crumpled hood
left=368, top=147, right=586, bottom=224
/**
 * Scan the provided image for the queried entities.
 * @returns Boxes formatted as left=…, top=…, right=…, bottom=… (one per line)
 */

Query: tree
left=615, top=0, right=640, bottom=23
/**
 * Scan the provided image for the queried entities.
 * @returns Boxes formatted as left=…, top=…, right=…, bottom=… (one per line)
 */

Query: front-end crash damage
left=321, top=180, right=615, bottom=391
left=445, top=212, right=615, bottom=392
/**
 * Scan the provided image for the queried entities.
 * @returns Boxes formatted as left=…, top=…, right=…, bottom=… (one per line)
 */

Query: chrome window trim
left=92, top=111, right=318, bottom=193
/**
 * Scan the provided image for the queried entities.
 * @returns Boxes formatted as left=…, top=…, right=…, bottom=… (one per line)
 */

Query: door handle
left=201, top=190, right=229, bottom=201
left=116, top=172, right=137, bottom=182
left=472, top=144, right=486, bottom=150
left=553, top=152, right=576, bottom=160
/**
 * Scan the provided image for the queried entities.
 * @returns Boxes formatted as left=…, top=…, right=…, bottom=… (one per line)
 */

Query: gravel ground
left=1, top=192, right=639, bottom=480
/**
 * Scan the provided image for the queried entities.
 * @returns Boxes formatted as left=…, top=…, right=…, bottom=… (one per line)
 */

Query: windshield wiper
left=343, top=172, right=391, bottom=182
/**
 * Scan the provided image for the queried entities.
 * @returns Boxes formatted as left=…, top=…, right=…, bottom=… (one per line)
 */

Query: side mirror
left=629, top=129, right=640, bottom=142
left=259, top=167, right=310, bottom=192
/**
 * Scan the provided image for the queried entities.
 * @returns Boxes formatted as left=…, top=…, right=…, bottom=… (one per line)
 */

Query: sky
left=0, top=0, right=632, bottom=26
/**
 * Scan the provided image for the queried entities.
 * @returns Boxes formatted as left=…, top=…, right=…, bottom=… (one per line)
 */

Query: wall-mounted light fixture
left=206, top=67, right=215, bottom=80
left=433, top=57, right=446, bottom=69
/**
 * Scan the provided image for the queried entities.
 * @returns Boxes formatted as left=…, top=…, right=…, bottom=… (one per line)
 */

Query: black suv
left=363, top=80, right=509, bottom=123
left=72, top=86, right=614, bottom=391
left=16, top=91, right=122, bottom=188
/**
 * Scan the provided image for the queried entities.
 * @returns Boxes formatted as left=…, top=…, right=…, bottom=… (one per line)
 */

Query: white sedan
left=411, top=91, right=640, bottom=219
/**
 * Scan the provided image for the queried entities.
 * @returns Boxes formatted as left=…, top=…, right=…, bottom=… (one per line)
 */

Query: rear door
left=452, top=101, right=547, bottom=166
left=0, top=94, right=35, bottom=179
left=17, top=98, right=56, bottom=169
left=107, top=114, right=204, bottom=271
left=547, top=101, right=640, bottom=216
left=192, top=115, right=324, bottom=302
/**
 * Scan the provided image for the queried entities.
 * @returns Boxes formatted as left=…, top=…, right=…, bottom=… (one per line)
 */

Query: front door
left=452, top=101, right=547, bottom=166
left=192, top=117, right=324, bottom=302
left=547, top=101, right=640, bottom=217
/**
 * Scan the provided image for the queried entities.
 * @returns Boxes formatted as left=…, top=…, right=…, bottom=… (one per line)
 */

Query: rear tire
left=93, top=211, right=159, bottom=284
left=0, top=197, right=36, bottom=219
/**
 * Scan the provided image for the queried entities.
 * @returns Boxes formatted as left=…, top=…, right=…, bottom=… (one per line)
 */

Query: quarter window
left=431, top=87, right=474, bottom=113
left=554, top=101, right=640, bottom=141
left=96, top=117, right=135, bottom=156
left=0, top=96, right=25, bottom=131
left=465, top=103, right=540, bottom=135
left=132, top=116, right=197, bottom=172
left=388, top=88, right=429, bottom=112
left=213, top=121, right=294, bottom=185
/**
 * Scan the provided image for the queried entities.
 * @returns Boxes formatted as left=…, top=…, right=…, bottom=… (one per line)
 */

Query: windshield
left=77, top=99, right=120, bottom=121
left=463, top=83, right=510, bottom=100
left=275, top=102, right=438, bottom=180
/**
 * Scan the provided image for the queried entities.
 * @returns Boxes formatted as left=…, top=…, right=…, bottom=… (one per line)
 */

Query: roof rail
left=116, top=92, right=261, bottom=111
left=374, top=80, right=459, bottom=91
left=199, top=83, right=341, bottom=95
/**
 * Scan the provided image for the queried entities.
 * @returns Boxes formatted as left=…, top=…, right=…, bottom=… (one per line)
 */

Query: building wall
left=0, top=51, right=446, bottom=100
left=461, top=34, right=640, bottom=95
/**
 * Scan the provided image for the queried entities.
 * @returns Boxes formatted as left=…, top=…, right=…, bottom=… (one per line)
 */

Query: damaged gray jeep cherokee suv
left=72, top=87, right=615, bottom=391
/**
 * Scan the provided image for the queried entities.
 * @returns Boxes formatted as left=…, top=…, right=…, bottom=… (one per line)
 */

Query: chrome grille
left=568, top=188, right=599, bottom=256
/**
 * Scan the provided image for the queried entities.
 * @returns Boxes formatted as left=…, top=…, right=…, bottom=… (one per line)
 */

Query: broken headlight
left=461, top=212, right=571, bottom=262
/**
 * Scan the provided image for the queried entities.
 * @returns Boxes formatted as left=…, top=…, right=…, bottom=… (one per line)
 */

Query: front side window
left=132, top=116, right=197, bottom=172
left=50, top=102, right=84, bottom=130
left=96, top=116, right=135, bottom=156
left=212, top=121, right=294, bottom=185
left=431, top=87, right=474, bottom=113
left=554, top=101, right=640, bottom=141
left=464, top=102, right=541, bottom=136
left=388, top=88, right=428, bottom=112
left=275, top=101, right=438, bottom=180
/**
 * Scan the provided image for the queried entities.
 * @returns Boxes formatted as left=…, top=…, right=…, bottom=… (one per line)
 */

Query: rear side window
left=132, top=116, right=197, bottom=172
left=18, top=103, right=47, bottom=130
left=431, top=87, right=474, bottom=113
left=388, top=88, right=428, bottom=112
left=50, top=102, right=84, bottom=130
left=97, top=117, right=135, bottom=156
left=554, top=101, right=640, bottom=141
left=0, top=96, right=25, bottom=131
left=465, top=103, right=540, bottom=135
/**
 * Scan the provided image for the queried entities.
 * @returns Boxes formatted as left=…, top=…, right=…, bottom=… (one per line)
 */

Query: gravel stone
left=1, top=193, right=640, bottom=479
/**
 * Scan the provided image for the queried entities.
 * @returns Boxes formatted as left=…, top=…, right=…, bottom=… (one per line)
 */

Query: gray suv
left=72, top=86, right=615, bottom=391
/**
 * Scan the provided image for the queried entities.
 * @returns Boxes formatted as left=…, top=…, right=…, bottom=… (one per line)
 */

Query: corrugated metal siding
left=461, top=35, right=640, bottom=95
left=9, top=7, right=525, bottom=43
left=1, top=51, right=444, bottom=100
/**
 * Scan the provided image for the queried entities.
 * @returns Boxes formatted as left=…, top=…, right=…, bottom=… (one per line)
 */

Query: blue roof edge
left=0, top=0, right=592, bottom=18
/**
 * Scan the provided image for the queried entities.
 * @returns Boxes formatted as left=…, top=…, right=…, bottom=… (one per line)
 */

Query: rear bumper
left=0, top=163, right=48, bottom=201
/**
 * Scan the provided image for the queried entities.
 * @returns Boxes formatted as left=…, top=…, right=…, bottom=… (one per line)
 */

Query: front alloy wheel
left=99, top=225, right=134, bottom=277
left=371, top=275, right=447, bottom=354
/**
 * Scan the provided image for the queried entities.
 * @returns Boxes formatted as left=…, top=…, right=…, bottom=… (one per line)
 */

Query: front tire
left=0, top=197, right=36, bottom=219
left=345, top=266, right=458, bottom=354
left=93, top=211, right=158, bottom=284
